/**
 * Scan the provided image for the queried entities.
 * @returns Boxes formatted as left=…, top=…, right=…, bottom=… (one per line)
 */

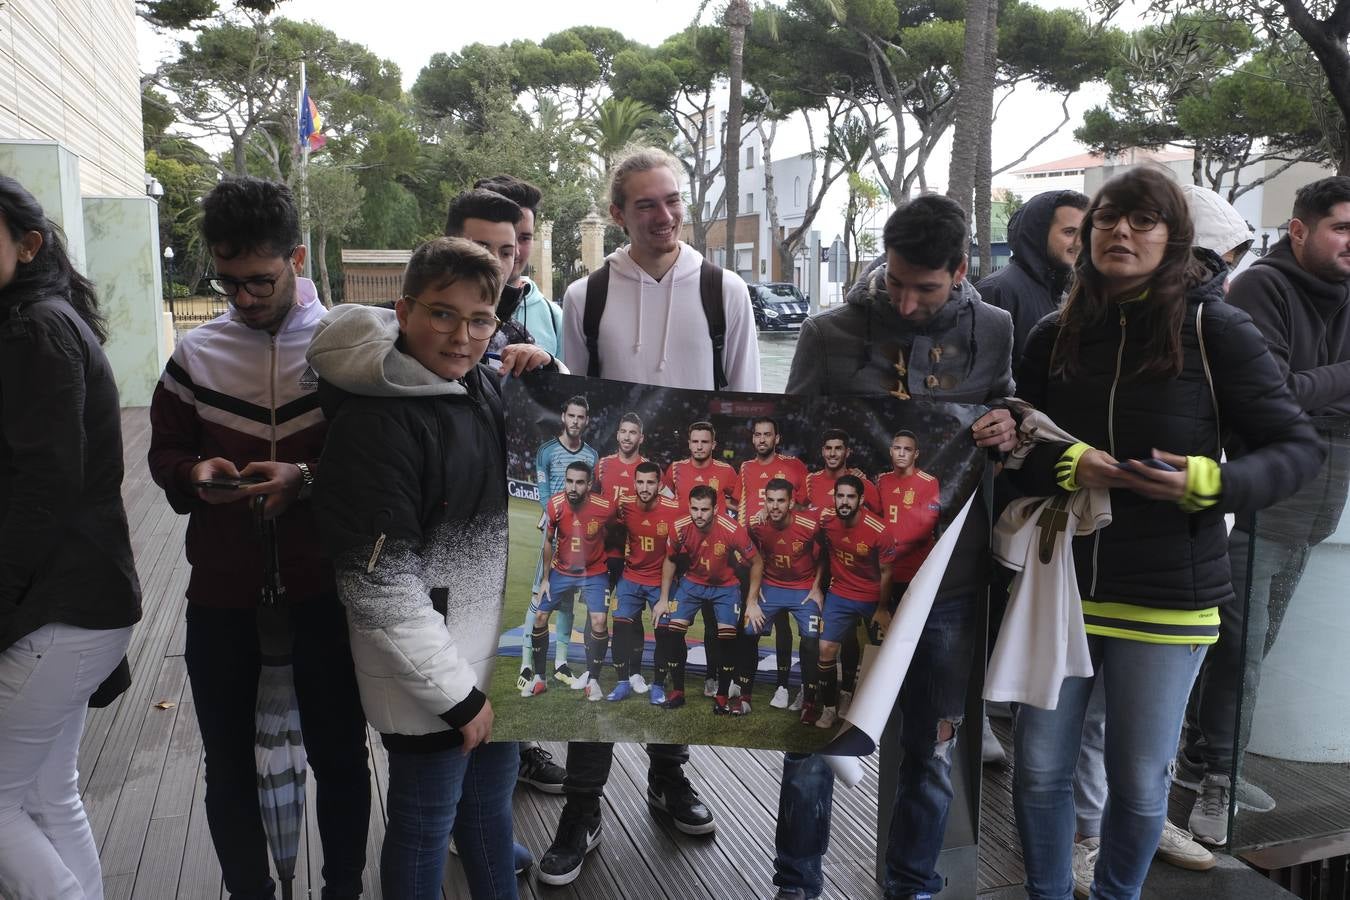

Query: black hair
left=565, top=461, right=593, bottom=478
left=1292, top=176, right=1350, bottom=228
left=445, top=189, right=522, bottom=236
left=689, top=484, right=718, bottom=504
left=892, top=429, right=918, bottom=444
left=635, top=460, right=662, bottom=479
left=619, top=411, right=644, bottom=431
left=563, top=395, right=589, bottom=413
left=882, top=194, right=968, bottom=274
left=750, top=416, right=779, bottom=433
left=689, top=420, right=716, bottom=439
left=401, top=236, right=502, bottom=304
left=821, top=428, right=851, bottom=448
left=834, top=474, right=864, bottom=497
left=474, top=175, right=542, bottom=215
left=764, top=477, right=795, bottom=498
left=202, top=176, right=300, bottom=261
left=0, top=175, right=107, bottom=343
left=1055, top=190, right=1091, bottom=213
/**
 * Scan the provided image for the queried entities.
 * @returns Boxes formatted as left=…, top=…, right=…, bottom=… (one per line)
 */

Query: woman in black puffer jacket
left=1007, top=167, right=1320, bottom=900
left=0, top=176, right=141, bottom=899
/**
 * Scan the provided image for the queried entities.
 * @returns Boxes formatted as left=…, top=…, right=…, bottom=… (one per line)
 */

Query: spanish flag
left=298, top=88, right=326, bottom=152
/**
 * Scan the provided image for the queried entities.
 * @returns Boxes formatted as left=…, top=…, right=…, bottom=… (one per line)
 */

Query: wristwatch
left=295, top=461, right=314, bottom=500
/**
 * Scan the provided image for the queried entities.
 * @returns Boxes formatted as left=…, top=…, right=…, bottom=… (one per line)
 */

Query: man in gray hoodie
left=774, top=194, right=1018, bottom=900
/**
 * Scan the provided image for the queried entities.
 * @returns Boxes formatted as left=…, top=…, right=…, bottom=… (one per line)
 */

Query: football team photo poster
left=489, top=371, right=987, bottom=755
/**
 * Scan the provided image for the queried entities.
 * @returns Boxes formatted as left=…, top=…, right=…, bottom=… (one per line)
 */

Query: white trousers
left=0, top=623, right=134, bottom=900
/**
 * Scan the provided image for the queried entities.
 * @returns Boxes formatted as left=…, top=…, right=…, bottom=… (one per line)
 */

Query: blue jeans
left=1014, top=636, right=1206, bottom=900
left=382, top=740, right=519, bottom=900
left=774, top=594, right=975, bottom=898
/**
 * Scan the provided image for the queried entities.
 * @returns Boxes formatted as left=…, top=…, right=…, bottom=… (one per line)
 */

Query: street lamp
left=163, top=246, right=176, bottom=310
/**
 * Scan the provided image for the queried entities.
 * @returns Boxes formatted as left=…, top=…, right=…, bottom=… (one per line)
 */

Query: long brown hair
left=1051, top=166, right=1205, bottom=380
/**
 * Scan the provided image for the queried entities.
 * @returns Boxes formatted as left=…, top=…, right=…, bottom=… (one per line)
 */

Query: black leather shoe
left=647, top=776, right=715, bottom=835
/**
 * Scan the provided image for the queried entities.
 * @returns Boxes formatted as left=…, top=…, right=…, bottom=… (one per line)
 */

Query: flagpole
left=298, top=60, right=313, bottom=279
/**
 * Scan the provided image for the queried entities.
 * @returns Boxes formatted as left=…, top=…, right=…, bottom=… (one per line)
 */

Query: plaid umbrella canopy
left=253, top=496, right=307, bottom=900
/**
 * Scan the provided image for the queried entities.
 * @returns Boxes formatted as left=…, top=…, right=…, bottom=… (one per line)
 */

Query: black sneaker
left=648, top=776, right=716, bottom=835
left=518, top=744, right=565, bottom=794
left=538, top=811, right=602, bottom=886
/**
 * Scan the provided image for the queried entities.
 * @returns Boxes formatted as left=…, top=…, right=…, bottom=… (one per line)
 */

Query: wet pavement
left=758, top=330, right=798, bottom=392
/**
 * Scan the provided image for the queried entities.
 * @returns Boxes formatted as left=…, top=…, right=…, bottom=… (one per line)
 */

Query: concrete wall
left=0, top=0, right=145, bottom=197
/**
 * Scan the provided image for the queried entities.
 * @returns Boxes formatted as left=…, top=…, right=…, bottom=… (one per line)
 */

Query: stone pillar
left=531, top=218, right=554, bottom=296
left=83, top=195, right=170, bottom=406
left=0, top=140, right=87, bottom=271
left=580, top=209, right=607, bottom=274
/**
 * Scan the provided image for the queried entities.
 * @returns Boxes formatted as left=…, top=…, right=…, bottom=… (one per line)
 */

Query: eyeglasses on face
left=209, top=247, right=300, bottom=298
left=1089, top=206, right=1164, bottom=233
left=403, top=297, right=500, bottom=340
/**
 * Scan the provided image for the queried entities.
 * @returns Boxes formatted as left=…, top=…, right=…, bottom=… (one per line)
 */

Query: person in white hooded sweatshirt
left=538, top=148, right=760, bottom=887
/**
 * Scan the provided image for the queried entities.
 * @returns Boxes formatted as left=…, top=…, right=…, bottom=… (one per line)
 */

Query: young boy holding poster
left=308, top=237, right=527, bottom=899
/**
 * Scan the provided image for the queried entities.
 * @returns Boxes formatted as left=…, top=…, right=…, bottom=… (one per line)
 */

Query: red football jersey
left=546, top=492, right=616, bottom=577
left=595, top=453, right=647, bottom=558
left=664, top=458, right=741, bottom=516
left=669, top=514, right=757, bottom=587
left=739, top=454, right=810, bottom=521
left=877, top=470, right=941, bottom=581
left=805, top=467, right=881, bottom=514
left=616, top=495, right=682, bottom=586
left=750, top=509, right=822, bottom=590
left=819, top=508, right=896, bottom=602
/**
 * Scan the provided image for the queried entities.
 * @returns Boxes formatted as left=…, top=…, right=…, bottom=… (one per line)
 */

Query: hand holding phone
left=195, top=475, right=268, bottom=490
left=1116, top=458, right=1179, bottom=472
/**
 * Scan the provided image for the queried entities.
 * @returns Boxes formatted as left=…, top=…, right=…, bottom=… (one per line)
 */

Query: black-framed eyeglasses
left=208, top=247, right=299, bottom=298
left=1089, top=206, right=1164, bottom=233
left=403, top=297, right=500, bottom=340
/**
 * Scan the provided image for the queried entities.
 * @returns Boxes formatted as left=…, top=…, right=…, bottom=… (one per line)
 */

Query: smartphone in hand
left=1115, top=458, right=1179, bottom=473
left=195, top=475, right=267, bottom=490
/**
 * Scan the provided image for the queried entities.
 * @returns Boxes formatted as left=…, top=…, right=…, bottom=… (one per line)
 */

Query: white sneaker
left=1189, top=773, right=1232, bottom=846
left=629, top=674, right=650, bottom=694
left=838, top=690, right=853, bottom=717
left=815, top=706, right=838, bottom=729
left=570, top=672, right=591, bottom=691
left=520, top=675, right=547, bottom=698
left=1071, top=836, right=1099, bottom=899
left=981, top=713, right=1007, bottom=765
left=1156, top=819, right=1216, bottom=871
left=585, top=680, right=603, bottom=702
left=704, top=677, right=717, bottom=697
left=787, top=688, right=803, bottom=712
left=729, top=683, right=742, bottom=698
left=770, top=686, right=791, bottom=709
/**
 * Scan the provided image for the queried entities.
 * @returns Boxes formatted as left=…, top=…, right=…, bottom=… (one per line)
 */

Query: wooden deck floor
left=81, top=408, right=1298, bottom=899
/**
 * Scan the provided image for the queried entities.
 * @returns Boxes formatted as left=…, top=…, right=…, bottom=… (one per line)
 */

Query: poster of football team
left=489, top=372, right=988, bottom=754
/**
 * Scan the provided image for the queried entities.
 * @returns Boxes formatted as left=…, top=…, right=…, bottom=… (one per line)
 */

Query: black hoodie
left=1227, top=236, right=1350, bottom=543
left=977, top=190, right=1083, bottom=365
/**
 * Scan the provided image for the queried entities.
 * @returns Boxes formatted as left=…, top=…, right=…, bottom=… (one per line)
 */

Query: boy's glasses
left=403, top=297, right=500, bottom=340
left=1089, top=207, right=1164, bottom=232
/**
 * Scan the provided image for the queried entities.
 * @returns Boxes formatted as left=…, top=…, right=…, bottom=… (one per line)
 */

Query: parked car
left=749, top=282, right=810, bottom=330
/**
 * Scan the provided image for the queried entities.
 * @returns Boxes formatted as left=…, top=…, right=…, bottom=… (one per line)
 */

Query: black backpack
left=582, top=259, right=728, bottom=390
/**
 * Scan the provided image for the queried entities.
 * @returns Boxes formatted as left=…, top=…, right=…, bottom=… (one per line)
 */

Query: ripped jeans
left=774, top=593, right=975, bottom=898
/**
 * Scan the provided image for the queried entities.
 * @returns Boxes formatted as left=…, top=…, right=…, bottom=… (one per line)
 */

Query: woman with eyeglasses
left=1006, top=166, right=1321, bottom=899
left=308, top=236, right=531, bottom=899
left=0, top=176, right=141, bottom=898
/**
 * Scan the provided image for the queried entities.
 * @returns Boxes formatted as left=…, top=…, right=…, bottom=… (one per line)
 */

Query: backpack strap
left=699, top=260, right=728, bottom=390
left=583, top=262, right=611, bottom=378
left=1195, top=304, right=1221, bottom=456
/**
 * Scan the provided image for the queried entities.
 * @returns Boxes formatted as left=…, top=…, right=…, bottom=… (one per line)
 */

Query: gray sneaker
left=1172, top=751, right=1206, bottom=791
left=1234, top=778, right=1276, bottom=813
left=1189, top=772, right=1232, bottom=846
left=1071, top=836, right=1100, bottom=899
left=1173, top=753, right=1275, bottom=813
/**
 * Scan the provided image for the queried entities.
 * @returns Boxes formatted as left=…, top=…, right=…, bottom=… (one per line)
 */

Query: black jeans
left=562, top=741, right=690, bottom=817
left=185, top=596, right=371, bottom=899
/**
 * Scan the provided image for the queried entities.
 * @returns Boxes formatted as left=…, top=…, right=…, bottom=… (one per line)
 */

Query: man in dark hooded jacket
left=977, top=189, right=1089, bottom=363
left=1181, top=175, right=1350, bottom=845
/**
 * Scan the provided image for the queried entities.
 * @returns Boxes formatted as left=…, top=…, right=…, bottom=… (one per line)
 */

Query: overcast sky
left=137, top=0, right=1118, bottom=276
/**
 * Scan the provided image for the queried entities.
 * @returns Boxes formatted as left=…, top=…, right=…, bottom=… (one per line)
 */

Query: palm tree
left=581, top=97, right=661, bottom=173
left=722, top=0, right=752, bottom=268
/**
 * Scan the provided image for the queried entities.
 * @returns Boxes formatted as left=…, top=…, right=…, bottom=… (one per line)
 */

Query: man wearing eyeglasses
left=147, top=177, right=371, bottom=900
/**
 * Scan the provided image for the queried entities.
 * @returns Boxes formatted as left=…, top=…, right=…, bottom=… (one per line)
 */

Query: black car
left=749, top=282, right=810, bottom=330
